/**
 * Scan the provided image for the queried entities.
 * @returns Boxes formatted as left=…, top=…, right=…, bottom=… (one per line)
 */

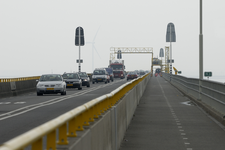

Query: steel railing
left=162, top=72, right=225, bottom=116
left=0, top=73, right=149, bottom=150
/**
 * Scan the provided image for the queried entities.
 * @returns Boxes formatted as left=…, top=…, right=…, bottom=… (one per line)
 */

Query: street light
left=199, top=0, right=203, bottom=80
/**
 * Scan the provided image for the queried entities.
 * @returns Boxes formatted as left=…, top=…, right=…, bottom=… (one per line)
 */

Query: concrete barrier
left=0, top=79, right=38, bottom=98
left=57, top=74, right=150, bottom=150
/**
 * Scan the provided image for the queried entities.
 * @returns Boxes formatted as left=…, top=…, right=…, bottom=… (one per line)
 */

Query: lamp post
left=199, top=0, right=203, bottom=80
left=199, top=0, right=203, bottom=100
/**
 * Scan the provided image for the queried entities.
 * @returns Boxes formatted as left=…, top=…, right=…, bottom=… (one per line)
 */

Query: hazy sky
left=1, top=0, right=225, bottom=79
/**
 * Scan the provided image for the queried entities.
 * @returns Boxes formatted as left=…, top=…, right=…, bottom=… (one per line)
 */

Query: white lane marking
left=0, top=79, right=125, bottom=120
left=0, top=102, right=11, bottom=104
left=157, top=78, right=192, bottom=149
left=14, top=102, right=26, bottom=104
left=179, top=130, right=184, bottom=132
left=183, top=138, right=188, bottom=140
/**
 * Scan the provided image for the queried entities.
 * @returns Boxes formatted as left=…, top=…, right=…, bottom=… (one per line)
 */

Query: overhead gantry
left=110, top=47, right=154, bottom=74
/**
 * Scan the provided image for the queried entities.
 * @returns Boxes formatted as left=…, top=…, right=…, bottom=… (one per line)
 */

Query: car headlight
left=56, top=84, right=63, bottom=87
left=37, top=84, right=44, bottom=87
left=84, top=79, right=87, bottom=81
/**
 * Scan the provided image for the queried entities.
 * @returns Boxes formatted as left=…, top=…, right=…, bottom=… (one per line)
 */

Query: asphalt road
left=0, top=78, right=127, bottom=144
left=120, top=77, right=225, bottom=150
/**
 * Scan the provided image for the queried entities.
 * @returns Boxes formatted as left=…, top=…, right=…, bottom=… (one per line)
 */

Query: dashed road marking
left=14, top=102, right=26, bottom=104
left=0, top=102, right=11, bottom=104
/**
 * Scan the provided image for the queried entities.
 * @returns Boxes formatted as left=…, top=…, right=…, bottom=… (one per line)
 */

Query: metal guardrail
left=0, top=73, right=149, bottom=150
left=0, top=76, right=40, bottom=83
left=162, top=72, right=225, bottom=115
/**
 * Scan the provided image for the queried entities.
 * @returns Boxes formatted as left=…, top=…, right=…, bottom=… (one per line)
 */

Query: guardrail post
left=68, top=118, right=77, bottom=137
left=47, top=130, right=56, bottom=150
left=32, top=138, right=42, bottom=150
left=76, top=114, right=84, bottom=131
left=57, top=124, right=69, bottom=145
left=89, top=107, right=95, bottom=122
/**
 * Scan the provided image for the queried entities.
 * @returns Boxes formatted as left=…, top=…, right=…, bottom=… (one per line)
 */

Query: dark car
left=105, top=68, right=114, bottom=82
left=127, top=72, right=138, bottom=81
left=139, top=71, right=146, bottom=76
left=62, top=73, right=82, bottom=90
left=78, top=72, right=90, bottom=87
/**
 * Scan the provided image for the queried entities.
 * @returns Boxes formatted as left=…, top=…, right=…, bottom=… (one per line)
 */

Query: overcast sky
left=0, top=0, right=225, bottom=80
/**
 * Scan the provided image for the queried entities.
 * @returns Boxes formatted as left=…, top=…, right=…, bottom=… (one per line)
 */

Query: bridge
left=0, top=72, right=225, bottom=150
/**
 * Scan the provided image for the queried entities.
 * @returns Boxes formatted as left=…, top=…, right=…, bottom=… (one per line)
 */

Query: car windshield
left=128, top=72, right=136, bottom=75
left=105, top=68, right=113, bottom=74
left=78, top=72, right=88, bottom=77
left=40, top=75, right=62, bottom=81
left=111, top=65, right=123, bottom=70
left=62, top=74, right=79, bottom=79
left=93, top=70, right=105, bottom=75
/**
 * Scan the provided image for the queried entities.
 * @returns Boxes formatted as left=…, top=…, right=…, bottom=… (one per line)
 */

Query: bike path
left=120, top=77, right=225, bottom=150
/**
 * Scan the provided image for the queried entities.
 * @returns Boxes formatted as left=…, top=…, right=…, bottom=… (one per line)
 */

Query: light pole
left=199, top=0, right=203, bottom=80
left=199, top=0, right=203, bottom=100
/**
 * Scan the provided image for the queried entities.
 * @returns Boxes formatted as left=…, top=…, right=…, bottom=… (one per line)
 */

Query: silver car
left=36, top=74, right=66, bottom=96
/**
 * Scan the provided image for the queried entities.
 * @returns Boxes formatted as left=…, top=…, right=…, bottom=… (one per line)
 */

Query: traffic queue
left=36, top=68, right=148, bottom=96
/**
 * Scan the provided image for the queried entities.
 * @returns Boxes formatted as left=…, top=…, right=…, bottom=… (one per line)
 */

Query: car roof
left=41, top=74, right=62, bottom=76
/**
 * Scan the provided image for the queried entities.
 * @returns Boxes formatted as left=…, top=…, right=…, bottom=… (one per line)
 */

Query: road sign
left=178, top=71, right=182, bottom=74
left=204, top=72, right=212, bottom=77
left=76, top=59, right=83, bottom=63
left=117, top=50, right=122, bottom=59
left=159, top=48, right=164, bottom=57
left=167, top=59, right=174, bottom=63
left=75, top=27, right=85, bottom=46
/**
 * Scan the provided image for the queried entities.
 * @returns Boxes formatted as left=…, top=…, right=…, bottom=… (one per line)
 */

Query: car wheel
left=37, top=92, right=43, bottom=96
left=78, top=85, right=82, bottom=90
left=87, top=83, right=90, bottom=87
left=108, top=80, right=110, bottom=83
left=105, top=81, right=107, bottom=84
left=92, top=81, right=95, bottom=84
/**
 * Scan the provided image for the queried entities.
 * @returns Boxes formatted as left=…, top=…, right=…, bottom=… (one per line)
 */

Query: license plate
left=67, top=84, right=73, bottom=86
left=131, top=75, right=134, bottom=77
left=97, top=79, right=102, bottom=81
left=46, top=88, right=54, bottom=90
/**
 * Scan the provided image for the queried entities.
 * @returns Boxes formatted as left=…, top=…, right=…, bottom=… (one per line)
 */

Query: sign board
left=75, top=27, right=85, bottom=46
left=159, top=48, right=164, bottom=57
left=117, top=50, right=122, bottom=59
left=167, top=59, right=174, bottom=63
left=204, top=72, right=212, bottom=77
left=76, top=59, right=83, bottom=63
left=166, top=23, right=176, bottom=42
left=178, top=71, right=182, bottom=74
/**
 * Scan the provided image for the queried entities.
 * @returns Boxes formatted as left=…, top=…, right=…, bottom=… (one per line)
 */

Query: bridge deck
left=120, top=77, right=225, bottom=150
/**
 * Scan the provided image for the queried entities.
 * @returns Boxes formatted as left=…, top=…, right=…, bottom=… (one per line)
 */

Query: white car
left=92, top=68, right=110, bottom=84
left=36, top=74, right=66, bottom=96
